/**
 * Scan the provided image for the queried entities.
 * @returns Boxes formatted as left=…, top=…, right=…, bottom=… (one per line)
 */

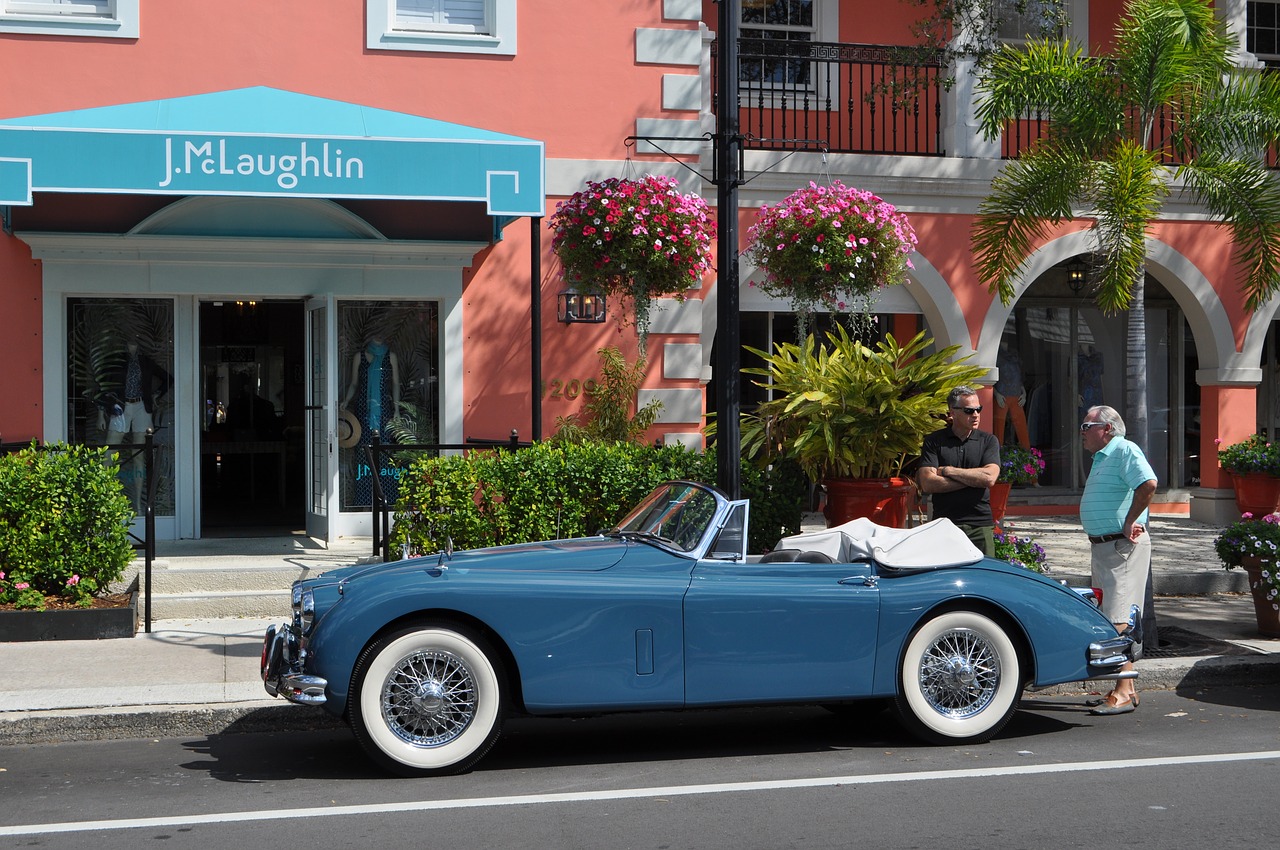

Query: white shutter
left=5, top=0, right=112, bottom=15
left=395, top=0, right=488, bottom=33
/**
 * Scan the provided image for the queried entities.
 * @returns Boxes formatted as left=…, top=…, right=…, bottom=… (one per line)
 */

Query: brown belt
left=1088, top=533, right=1125, bottom=544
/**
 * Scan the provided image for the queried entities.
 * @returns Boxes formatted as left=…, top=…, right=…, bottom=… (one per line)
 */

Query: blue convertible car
left=262, top=481, right=1137, bottom=776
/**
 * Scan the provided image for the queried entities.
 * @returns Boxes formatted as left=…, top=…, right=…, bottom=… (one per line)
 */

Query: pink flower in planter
left=15, top=582, right=29, bottom=590
left=67, top=575, right=80, bottom=587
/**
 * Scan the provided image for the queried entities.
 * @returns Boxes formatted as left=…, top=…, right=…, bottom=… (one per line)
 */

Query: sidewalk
left=1, top=515, right=1277, bottom=747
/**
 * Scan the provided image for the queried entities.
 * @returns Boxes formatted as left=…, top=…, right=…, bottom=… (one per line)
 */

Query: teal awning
left=0, top=86, right=544, bottom=216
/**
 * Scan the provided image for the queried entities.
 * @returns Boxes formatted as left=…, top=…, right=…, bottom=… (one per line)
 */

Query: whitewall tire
left=895, top=610, right=1023, bottom=744
left=350, top=624, right=506, bottom=776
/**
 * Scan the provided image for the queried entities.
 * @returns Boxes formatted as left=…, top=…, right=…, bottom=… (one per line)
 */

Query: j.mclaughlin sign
left=158, top=137, right=365, bottom=190
left=0, top=128, right=544, bottom=216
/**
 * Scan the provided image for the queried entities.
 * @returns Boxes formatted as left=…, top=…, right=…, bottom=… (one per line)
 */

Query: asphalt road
left=1, top=684, right=1277, bottom=849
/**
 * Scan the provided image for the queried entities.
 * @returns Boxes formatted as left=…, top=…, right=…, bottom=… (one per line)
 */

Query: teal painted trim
left=0, top=87, right=546, bottom=216
left=491, top=214, right=519, bottom=242
left=0, top=158, right=32, bottom=205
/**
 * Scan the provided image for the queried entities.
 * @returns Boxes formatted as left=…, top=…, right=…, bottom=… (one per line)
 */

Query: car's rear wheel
left=895, top=610, right=1022, bottom=745
left=350, top=624, right=505, bottom=777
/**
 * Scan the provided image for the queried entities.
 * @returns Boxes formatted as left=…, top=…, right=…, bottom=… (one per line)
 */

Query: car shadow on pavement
left=178, top=703, right=1080, bottom=782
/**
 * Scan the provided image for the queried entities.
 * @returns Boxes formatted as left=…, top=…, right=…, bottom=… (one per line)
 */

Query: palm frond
left=1180, top=157, right=1280, bottom=310
left=1088, top=143, right=1167, bottom=312
left=972, top=147, right=1093, bottom=305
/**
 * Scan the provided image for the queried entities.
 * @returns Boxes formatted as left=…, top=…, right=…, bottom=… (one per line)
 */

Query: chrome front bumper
left=261, top=623, right=328, bottom=705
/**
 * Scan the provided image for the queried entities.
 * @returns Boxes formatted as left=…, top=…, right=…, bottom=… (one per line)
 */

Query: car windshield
left=610, top=482, right=719, bottom=554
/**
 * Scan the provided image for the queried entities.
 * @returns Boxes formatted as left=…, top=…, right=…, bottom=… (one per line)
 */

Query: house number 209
left=543, top=379, right=598, bottom=400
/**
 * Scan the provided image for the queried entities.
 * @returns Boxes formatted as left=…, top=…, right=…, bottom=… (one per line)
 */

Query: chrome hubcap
left=382, top=649, right=477, bottom=747
left=918, top=628, right=999, bottom=719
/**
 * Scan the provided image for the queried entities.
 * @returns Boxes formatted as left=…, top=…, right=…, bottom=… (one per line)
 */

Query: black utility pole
left=531, top=215, right=543, bottom=441
left=714, top=0, right=743, bottom=500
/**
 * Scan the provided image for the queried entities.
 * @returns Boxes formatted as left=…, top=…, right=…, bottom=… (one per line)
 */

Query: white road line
left=2, top=750, right=1278, bottom=837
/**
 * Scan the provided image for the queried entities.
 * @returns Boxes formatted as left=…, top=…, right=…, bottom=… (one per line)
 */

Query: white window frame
left=0, top=0, right=137, bottom=39
left=1247, top=0, right=1280, bottom=64
left=367, top=0, right=516, bottom=56
left=737, top=1, right=837, bottom=108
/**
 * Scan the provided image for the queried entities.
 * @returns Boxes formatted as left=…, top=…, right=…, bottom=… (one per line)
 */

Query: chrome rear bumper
left=261, top=623, right=328, bottom=706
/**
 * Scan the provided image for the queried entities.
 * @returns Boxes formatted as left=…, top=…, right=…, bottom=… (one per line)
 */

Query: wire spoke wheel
left=896, top=610, right=1023, bottom=744
left=917, top=627, right=1000, bottom=718
left=352, top=625, right=505, bottom=776
left=381, top=648, right=477, bottom=747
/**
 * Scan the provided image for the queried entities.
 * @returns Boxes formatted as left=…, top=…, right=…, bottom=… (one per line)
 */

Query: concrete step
left=144, top=589, right=292, bottom=620
left=112, top=535, right=378, bottom=621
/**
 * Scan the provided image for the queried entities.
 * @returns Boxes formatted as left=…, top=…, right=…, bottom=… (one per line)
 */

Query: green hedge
left=0, top=443, right=135, bottom=610
left=389, top=442, right=805, bottom=557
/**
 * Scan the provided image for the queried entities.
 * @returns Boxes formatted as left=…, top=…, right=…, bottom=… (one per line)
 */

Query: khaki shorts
left=1090, top=532, right=1152, bottom=628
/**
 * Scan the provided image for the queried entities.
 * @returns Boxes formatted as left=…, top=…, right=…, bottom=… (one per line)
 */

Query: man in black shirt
left=917, top=385, right=1001, bottom=556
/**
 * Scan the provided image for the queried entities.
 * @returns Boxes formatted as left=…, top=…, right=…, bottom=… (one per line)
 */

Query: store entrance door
left=198, top=300, right=306, bottom=534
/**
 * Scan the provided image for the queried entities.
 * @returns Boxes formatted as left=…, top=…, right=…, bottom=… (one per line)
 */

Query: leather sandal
left=1089, top=692, right=1138, bottom=715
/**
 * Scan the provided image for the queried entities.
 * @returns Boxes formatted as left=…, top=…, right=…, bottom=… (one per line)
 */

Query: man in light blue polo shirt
left=1080, top=404, right=1157, bottom=716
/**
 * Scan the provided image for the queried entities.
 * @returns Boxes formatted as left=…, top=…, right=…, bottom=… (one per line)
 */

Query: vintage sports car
left=262, top=481, right=1137, bottom=776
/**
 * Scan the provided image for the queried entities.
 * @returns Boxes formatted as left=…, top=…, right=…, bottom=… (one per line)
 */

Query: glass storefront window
left=66, top=297, right=176, bottom=517
left=337, top=301, right=439, bottom=512
left=1001, top=292, right=1197, bottom=490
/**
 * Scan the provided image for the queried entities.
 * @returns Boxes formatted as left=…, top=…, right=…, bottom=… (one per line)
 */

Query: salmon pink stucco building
left=0, top=0, right=1275, bottom=541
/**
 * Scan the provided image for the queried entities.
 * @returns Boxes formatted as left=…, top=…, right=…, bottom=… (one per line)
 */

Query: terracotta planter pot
left=989, top=481, right=1012, bottom=527
left=823, top=477, right=916, bottom=528
left=1229, top=472, right=1280, bottom=519
left=1241, top=558, right=1280, bottom=638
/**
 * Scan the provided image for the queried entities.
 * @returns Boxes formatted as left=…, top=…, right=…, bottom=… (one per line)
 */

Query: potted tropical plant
left=1212, top=511, right=1280, bottom=637
left=991, top=444, right=1046, bottom=526
left=745, top=180, right=917, bottom=329
left=1216, top=434, right=1280, bottom=518
left=549, top=174, right=715, bottom=353
left=740, top=327, right=989, bottom=527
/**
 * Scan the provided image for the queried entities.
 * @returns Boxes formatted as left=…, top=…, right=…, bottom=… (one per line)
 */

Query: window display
left=66, top=298, right=175, bottom=516
left=337, top=301, right=439, bottom=511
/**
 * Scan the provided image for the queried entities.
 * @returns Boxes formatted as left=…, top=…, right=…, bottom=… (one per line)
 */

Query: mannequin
left=100, top=337, right=170, bottom=510
left=341, top=337, right=401, bottom=437
left=341, top=337, right=402, bottom=507
left=993, top=339, right=1030, bottom=448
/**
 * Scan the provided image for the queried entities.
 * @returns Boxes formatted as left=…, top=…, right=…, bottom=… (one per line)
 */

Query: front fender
left=870, top=565, right=1119, bottom=694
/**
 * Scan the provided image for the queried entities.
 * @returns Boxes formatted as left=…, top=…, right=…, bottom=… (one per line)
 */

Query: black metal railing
left=713, top=39, right=946, bottom=156
left=366, top=429, right=532, bottom=563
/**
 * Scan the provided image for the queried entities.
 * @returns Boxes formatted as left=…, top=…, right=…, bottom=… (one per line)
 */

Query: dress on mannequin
left=341, top=339, right=401, bottom=506
left=99, top=340, right=170, bottom=510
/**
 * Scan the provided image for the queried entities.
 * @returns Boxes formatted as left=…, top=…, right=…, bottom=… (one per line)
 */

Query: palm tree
left=971, top=0, right=1280, bottom=448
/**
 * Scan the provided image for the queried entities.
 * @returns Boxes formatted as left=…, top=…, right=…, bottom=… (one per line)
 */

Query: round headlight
left=300, top=588, right=316, bottom=634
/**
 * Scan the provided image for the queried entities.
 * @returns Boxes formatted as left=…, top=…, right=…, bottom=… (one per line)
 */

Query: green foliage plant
left=552, top=347, right=664, bottom=445
left=740, top=328, right=990, bottom=481
left=0, top=442, right=135, bottom=611
left=1216, top=434, right=1280, bottom=477
left=388, top=442, right=805, bottom=557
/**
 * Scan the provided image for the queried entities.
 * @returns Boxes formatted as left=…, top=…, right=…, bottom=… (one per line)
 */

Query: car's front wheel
left=895, top=610, right=1022, bottom=745
left=350, top=624, right=505, bottom=776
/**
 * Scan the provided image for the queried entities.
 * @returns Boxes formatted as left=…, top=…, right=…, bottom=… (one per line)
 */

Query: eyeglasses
left=1080, top=422, right=1107, bottom=432
left=952, top=406, right=982, bottom=415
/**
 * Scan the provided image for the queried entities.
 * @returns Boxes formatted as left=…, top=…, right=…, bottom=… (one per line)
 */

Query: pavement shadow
left=1173, top=681, right=1280, bottom=712
left=176, top=703, right=1080, bottom=782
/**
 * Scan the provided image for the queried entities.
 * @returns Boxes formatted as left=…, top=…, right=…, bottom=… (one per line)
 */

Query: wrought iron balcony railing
left=712, top=38, right=946, bottom=157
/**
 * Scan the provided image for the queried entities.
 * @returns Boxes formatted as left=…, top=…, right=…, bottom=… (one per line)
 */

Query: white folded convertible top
left=777, top=517, right=985, bottom=569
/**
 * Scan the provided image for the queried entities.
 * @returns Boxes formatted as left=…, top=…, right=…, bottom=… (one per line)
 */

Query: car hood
left=314, top=536, right=630, bottom=585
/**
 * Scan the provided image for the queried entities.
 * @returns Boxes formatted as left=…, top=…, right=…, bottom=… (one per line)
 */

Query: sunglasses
left=952, top=406, right=982, bottom=415
left=1080, top=421, right=1107, bottom=432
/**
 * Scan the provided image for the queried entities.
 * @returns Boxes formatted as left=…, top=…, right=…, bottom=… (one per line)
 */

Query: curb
left=3, top=655, right=1278, bottom=747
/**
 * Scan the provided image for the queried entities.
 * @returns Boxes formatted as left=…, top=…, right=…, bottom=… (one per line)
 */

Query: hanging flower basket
left=549, top=175, right=716, bottom=348
left=745, top=181, right=918, bottom=316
